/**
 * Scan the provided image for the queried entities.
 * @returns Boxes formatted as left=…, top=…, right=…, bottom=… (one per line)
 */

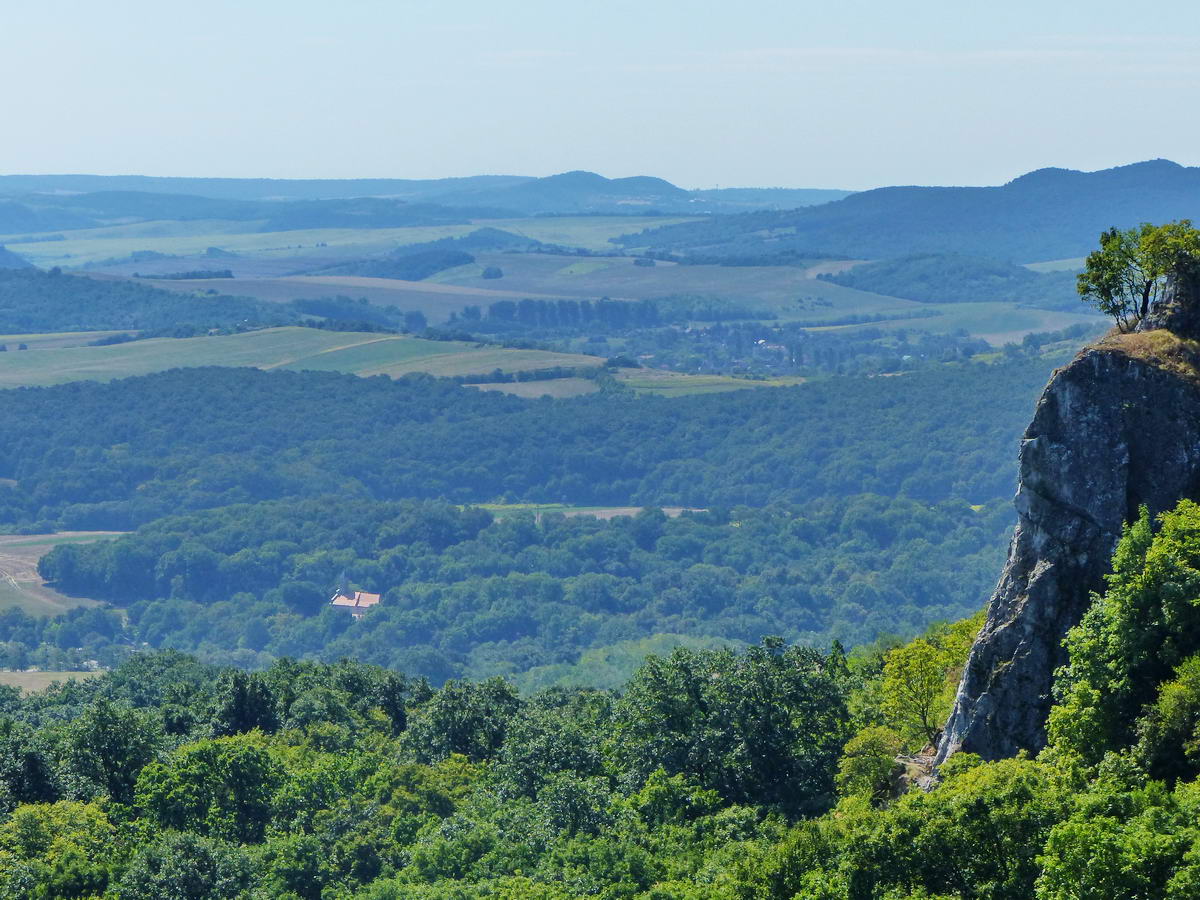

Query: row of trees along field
left=6, top=498, right=1200, bottom=898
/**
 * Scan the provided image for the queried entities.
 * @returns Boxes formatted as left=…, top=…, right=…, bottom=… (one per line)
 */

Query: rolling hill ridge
left=622, top=159, right=1200, bottom=263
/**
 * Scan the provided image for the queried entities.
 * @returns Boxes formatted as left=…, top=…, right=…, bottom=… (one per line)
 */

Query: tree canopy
left=1077, top=220, right=1200, bottom=330
left=0, top=574, right=1194, bottom=899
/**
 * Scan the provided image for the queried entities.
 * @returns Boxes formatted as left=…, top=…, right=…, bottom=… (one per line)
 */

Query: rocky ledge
left=937, top=272, right=1200, bottom=764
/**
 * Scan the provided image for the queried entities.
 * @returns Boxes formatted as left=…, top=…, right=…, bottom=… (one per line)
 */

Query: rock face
left=937, top=275, right=1200, bottom=764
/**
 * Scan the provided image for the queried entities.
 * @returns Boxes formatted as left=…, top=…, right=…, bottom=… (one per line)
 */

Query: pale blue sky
left=3, top=0, right=1198, bottom=189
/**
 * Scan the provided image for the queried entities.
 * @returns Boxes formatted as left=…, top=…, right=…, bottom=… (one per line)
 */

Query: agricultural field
left=133, top=272, right=582, bottom=323
left=123, top=255, right=1102, bottom=343
left=0, top=670, right=103, bottom=693
left=802, top=301, right=1100, bottom=346
left=0, top=331, right=131, bottom=350
left=133, top=259, right=916, bottom=325
left=427, top=252, right=843, bottom=306
left=474, top=503, right=702, bottom=520
left=614, top=370, right=807, bottom=396
left=1, top=216, right=695, bottom=268
left=467, top=377, right=600, bottom=398
left=0, top=532, right=118, bottom=616
left=0, top=327, right=606, bottom=388
left=1025, top=257, right=1087, bottom=273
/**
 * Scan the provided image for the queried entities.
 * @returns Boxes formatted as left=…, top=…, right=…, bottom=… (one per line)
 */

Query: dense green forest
left=0, top=269, right=289, bottom=333
left=5, top=500, right=1200, bottom=898
left=0, top=350, right=1059, bottom=683
left=0, top=357, right=1048, bottom=531
left=818, top=254, right=1080, bottom=310
left=13, top=496, right=1009, bottom=680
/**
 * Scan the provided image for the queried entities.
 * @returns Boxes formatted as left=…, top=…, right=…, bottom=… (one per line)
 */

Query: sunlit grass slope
left=0, top=327, right=605, bottom=387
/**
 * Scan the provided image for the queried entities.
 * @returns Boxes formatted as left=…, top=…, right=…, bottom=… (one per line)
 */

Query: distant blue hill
left=620, top=159, right=1200, bottom=263
left=0, top=246, right=32, bottom=269
left=425, top=170, right=849, bottom=214
left=0, top=171, right=851, bottom=219
left=0, top=191, right=503, bottom=235
left=0, top=173, right=530, bottom=202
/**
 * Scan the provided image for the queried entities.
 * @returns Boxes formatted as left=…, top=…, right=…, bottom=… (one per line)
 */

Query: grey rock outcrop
left=1139, top=267, right=1200, bottom=336
left=936, top=276, right=1200, bottom=764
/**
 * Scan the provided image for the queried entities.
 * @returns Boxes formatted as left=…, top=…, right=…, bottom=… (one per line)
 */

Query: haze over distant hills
left=0, top=173, right=529, bottom=202
left=622, top=159, right=1200, bottom=263
left=5, top=159, right=1199, bottom=276
left=0, top=171, right=852, bottom=222
left=0, top=246, right=32, bottom=269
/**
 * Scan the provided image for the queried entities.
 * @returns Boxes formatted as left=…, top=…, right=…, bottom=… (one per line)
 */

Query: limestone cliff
left=937, top=272, right=1200, bottom=764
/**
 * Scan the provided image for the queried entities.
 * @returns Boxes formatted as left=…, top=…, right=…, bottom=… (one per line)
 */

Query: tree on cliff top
left=1078, top=220, right=1200, bottom=331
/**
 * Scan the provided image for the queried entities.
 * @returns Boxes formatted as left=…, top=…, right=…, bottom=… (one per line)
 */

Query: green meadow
left=0, top=532, right=118, bottom=617
left=0, top=327, right=606, bottom=388
left=615, top=371, right=808, bottom=396
left=467, top=377, right=600, bottom=398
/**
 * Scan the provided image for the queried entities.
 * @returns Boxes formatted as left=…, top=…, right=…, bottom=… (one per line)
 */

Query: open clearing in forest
left=0, top=326, right=606, bottom=387
left=476, top=504, right=703, bottom=520
left=0, top=670, right=103, bottom=693
left=467, top=378, right=600, bottom=398
left=0, top=532, right=120, bottom=616
left=615, top=371, right=808, bottom=396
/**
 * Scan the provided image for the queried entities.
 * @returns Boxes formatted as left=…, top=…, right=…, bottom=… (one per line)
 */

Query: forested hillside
left=0, top=641, right=854, bottom=898
left=0, top=268, right=290, bottom=333
left=17, top=496, right=1008, bottom=679
left=819, top=254, right=1079, bottom=309
left=0, top=353, right=1059, bottom=681
left=0, top=246, right=31, bottom=270
left=623, top=158, right=1200, bottom=262
left=7, top=498, right=1200, bottom=900
left=0, top=358, right=1048, bottom=531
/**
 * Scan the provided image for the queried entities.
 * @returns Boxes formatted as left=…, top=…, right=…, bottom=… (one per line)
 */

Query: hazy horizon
left=1, top=158, right=1193, bottom=196
left=4, top=0, right=1199, bottom=190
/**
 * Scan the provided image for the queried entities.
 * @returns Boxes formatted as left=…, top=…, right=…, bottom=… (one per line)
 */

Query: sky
left=3, top=0, right=1199, bottom=190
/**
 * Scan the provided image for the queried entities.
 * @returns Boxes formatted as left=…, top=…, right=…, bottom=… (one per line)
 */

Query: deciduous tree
left=1078, top=221, right=1200, bottom=331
